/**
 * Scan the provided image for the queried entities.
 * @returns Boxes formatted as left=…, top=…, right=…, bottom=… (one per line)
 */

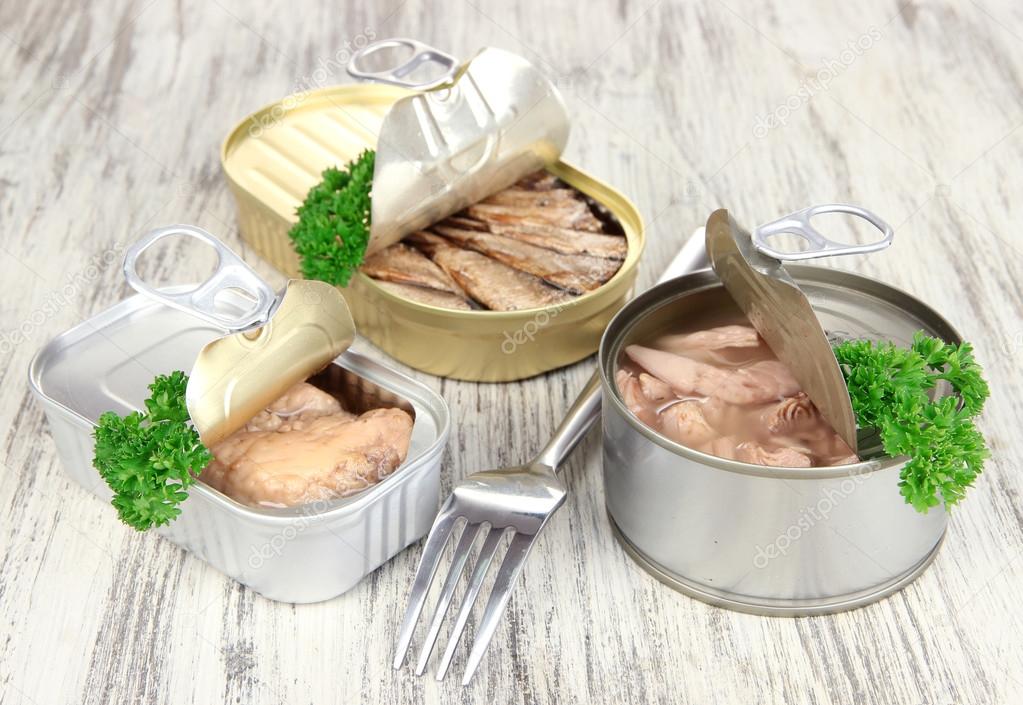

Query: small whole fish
left=481, top=188, right=581, bottom=208
left=362, top=243, right=466, bottom=295
left=406, top=232, right=572, bottom=311
left=375, top=280, right=473, bottom=310
left=442, top=217, right=627, bottom=260
left=430, top=225, right=619, bottom=294
left=467, top=202, right=605, bottom=233
left=516, top=171, right=561, bottom=191
left=360, top=170, right=625, bottom=311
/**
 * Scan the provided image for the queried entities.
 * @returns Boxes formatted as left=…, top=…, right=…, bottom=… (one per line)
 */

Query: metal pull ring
left=347, top=38, right=459, bottom=91
left=123, top=225, right=277, bottom=332
left=753, top=203, right=894, bottom=261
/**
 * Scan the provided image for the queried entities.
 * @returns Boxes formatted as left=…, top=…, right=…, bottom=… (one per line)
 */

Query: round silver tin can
left=598, top=266, right=962, bottom=616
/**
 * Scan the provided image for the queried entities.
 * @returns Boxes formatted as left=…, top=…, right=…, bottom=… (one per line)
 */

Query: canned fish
left=28, top=283, right=450, bottom=603
left=598, top=255, right=961, bottom=615
left=220, top=83, right=644, bottom=381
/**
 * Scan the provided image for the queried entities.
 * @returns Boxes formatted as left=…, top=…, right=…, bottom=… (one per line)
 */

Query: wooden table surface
left=3, top=1, right=1022, bottom=703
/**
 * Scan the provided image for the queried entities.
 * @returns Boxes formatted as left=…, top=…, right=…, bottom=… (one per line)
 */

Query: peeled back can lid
left=705, top=204, right=896, bottom=452
left=347, top=38, right=571, bottom=255
left=122, top=225, right=356, bottom=447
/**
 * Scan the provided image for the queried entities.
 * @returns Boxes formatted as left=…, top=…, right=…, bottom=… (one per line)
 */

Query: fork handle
left=534, top=371, right=602, bottom=471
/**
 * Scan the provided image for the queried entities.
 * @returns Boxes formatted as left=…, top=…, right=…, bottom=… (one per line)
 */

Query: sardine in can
left=220, top=83, right=645, bottom=382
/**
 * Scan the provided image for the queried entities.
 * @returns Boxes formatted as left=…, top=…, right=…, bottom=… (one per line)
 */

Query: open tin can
left=220, top=40, right=644, bottom=381
left=599, top=212, right=960, bottom=615
left=28, top=228, right=450, bottom=603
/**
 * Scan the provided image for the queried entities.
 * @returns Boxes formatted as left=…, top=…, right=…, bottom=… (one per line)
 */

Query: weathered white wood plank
left=1, top=0, right=1022, bottom=703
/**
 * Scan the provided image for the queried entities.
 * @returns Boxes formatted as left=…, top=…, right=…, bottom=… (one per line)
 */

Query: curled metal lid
left=347, top=38, right=570, bottom=254
left=705, top=204, right=895, bottom=452
left=123, top=225, right=356, bottom=446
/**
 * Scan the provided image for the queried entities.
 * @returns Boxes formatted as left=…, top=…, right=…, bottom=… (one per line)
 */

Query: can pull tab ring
left=346, top=38, right=459, bottom=90
left=123, top=225, right=277, bottom=332
left=753, top=203, right=894, bottom=261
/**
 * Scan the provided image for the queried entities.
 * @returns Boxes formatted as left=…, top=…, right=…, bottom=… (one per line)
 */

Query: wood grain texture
left=2, top=0, right=1022, bottom=703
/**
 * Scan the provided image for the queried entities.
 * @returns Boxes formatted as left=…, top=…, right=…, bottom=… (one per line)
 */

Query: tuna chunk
left=616, top=369, right=658, bottom=426
left=762, top=392, right=818, bottom=434
left=619, top=317, right=856, bottom=469
left=660, top=401, right=717, bottom=446
left=243, top=382, right=352, bottom=432
left=625, top=345, right=727, bottom=397
left=702, top=436, right=741, bottom=461
left=626, top=345, right=797, bottom=404
left=660, top=325, right=761, bottom=351
left=714, top=360, right=801, bottom=404
left=737, top=443, right=812, bottom=468
left=638, top=373, right=673, bottom=404
left=201, top=383, right=413, bottom=507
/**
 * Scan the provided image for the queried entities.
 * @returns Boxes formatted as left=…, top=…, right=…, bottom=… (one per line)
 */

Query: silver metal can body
left=598, top=266, right=960, bottom=615
left=29, top=289, right=450, bottom=604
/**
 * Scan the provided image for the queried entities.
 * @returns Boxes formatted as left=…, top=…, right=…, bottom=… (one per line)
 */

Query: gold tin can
left=220, top=84, right=645, bottom=381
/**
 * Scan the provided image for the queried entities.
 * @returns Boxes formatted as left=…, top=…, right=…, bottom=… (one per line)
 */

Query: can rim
left=598, top=265, right=963, bottom=481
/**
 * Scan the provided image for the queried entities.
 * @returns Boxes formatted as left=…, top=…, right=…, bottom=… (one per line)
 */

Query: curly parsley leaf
left=288, top=149, right=375, bottom=287
left=93, top=371, right=212, bottom=531
left=834, top=333, right=990, bottom=513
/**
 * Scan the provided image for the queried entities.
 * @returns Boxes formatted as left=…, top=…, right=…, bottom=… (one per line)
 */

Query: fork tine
left=392, top=499, right=458, bottom=670
left=461, top=531, right=539, bottom=685
left=435, top=526, right=505, bottom=681
left=414, top=522, right=482, bottom=675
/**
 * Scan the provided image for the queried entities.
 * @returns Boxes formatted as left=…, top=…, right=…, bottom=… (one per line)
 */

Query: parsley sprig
left=92, top=371, right=212, bottom=531
left=288, top=149, right=375, bottom=287
left=834, top=332, right=990, bottom=513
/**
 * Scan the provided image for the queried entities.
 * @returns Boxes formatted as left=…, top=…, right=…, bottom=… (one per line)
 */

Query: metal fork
left=393, top=231, right=710, bottom=684
left=392, top=371, right=601, bottom=684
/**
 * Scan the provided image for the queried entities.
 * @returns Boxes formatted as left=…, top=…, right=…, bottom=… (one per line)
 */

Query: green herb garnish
left=288, top=149, right=375, bottom=287
left=834, top=332, right=990, bottom=513
left=92, top=371, right=212, bottom=531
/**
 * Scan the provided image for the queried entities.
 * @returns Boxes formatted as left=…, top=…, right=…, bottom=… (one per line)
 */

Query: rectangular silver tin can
left=28, top=287, right=449, bottom=603
left=599, top=264, right=961, bottom=615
